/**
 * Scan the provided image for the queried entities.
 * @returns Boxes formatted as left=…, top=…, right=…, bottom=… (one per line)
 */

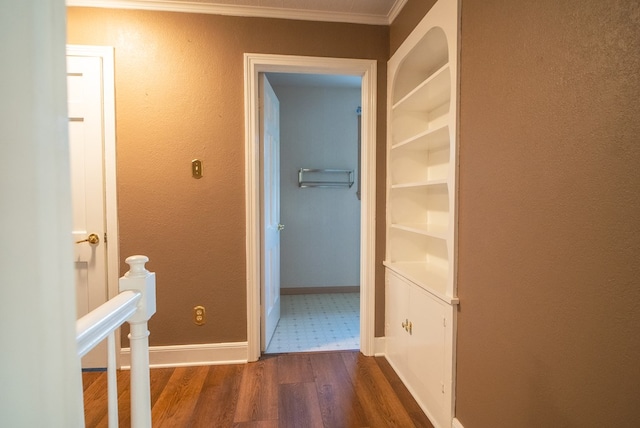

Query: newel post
left=119, top=255, right=156, bottom=428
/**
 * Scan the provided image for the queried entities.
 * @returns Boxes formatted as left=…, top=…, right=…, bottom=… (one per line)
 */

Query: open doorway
left=244, top=53, right=377, bottom=362
left=263, top=72, right=362, bottom=354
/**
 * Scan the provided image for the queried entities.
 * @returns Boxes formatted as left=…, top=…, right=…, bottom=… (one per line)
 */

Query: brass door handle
left=76, top=233, right=100, bottom=245
left=277, top=224, right=285, bottom=231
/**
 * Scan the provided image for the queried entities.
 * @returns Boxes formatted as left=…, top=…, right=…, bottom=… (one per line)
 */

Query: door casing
left=244, top=53, right=377, bottom=361
left=66, top=44, right=120, bottom=365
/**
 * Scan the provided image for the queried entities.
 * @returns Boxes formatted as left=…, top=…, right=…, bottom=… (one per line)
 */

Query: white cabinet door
left=386, top=271, right=409, bottom=375
left=408, top=285, right=448, bottom=427
left=385, top=269, right=454, bottom=428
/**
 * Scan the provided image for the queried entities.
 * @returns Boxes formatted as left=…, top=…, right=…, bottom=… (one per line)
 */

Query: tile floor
left=265, top=293, right=360, bottom=354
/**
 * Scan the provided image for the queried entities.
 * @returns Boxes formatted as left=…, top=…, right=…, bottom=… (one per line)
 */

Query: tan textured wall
left=456, top=0, right=640, bottom=426
left=67, top=8, right=389, bottom=345
left=391, top=0, right=640, bottom=425
left=389, top=0, right=437, bottom=54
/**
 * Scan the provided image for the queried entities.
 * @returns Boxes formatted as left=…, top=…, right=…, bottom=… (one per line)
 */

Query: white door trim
left=66, top=44, right=120, bottom=363
left=244, top=53, right=377, bottom=361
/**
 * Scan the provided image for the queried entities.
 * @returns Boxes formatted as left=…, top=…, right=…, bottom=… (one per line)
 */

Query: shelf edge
left=391, top=121, right=449, bottom=151
left=389, top=223, right=449, bottom=240
left=383, top=261, right=459, bottom=305
left=392, top=62, right=451, bottom=111
left=391, top=179, right=448, bottom=189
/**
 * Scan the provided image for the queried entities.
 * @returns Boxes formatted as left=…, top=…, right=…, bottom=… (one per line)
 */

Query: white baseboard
left=119, top=341, right=248, bottom=369
left=452, top=418, right=464, bottom=428
left=374, top=336, right=386, bottom=357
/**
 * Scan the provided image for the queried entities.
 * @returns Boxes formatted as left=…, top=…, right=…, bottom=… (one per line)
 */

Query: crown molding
left=387, top=0, right=407, bottom=24
left=66, top=0, right=402, bottom=25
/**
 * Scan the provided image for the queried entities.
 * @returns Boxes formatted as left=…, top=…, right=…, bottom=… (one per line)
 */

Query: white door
left=67, top=54, right=109, bottom=368
left=260, top=74, right=281, bottom=351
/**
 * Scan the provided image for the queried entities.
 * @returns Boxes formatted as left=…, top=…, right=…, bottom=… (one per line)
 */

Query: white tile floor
left=264, top=293, right=360, bottom=354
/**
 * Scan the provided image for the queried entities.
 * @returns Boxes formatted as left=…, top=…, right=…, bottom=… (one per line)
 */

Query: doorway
left=244, top=53, right=377, bottom=361
left=66, top=45, right=120, bottom=368
left=263, top=72, right=362, bottom=354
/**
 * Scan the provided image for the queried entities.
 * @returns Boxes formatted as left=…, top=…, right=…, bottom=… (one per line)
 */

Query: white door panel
left=67, top=55, right=108, bottom=368
left=260, top=74, right=281, bottom=351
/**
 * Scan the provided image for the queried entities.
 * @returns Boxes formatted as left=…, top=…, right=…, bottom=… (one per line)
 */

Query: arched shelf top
left=393, top=26, right=449, bottom=104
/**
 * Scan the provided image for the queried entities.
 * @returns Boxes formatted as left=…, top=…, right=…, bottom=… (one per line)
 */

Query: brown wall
left=394, top=0, right=640, bottom=426
left=67, top=8, right=389, bottom=345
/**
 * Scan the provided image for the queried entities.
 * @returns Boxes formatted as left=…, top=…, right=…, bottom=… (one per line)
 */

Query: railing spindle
left=107, top=332, right=118, bottom=428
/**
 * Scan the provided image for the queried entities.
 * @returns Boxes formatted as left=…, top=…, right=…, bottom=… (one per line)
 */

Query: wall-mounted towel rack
left=298, top=168, right=354, bottom=188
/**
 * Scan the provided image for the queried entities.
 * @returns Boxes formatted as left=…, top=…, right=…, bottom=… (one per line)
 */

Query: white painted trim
left=2, top=3, right=83, bottom=424
left=120, top=342, right=248, bottom=368
left=66, top=0, right=397, bottom=25
left=244, top=53, right=377, bottom=362
left=76, top=291, right=140, bottom=358
left=374, top=336, right=386, bottom=357
left=452, top=418, right=465, bottom=428
left=66, top=44, right=120, bottom=366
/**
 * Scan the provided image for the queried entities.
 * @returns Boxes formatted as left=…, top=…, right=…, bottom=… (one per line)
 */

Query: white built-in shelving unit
left=384, top=0, right=459, bottom=427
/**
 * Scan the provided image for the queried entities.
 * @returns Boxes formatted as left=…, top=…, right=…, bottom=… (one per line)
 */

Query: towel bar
left=298, top=168, right=354, bottom=188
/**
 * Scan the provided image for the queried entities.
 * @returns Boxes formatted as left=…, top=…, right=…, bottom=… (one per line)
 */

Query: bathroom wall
left=272, top=81, right=361, bottom=291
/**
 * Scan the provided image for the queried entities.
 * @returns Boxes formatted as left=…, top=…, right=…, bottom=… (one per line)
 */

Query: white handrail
left=76, top=255, right=156, bottom=428
left=76, top=291, right=141, bottom=358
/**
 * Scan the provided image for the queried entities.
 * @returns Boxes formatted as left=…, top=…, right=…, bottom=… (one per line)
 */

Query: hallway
left=82, top=351, right=433, bottom=427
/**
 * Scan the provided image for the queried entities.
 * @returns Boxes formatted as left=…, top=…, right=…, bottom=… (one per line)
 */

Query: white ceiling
left=68, top=0, right=407, bottom=25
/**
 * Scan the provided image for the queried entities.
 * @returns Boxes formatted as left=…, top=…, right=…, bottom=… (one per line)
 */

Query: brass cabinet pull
left=401, top=319, right=413, bottom=334
left=76, top=233, right=100, bottom=245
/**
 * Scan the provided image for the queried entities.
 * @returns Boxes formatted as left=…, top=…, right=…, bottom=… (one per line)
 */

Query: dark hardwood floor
left=82, top=351, right=434, bottom=428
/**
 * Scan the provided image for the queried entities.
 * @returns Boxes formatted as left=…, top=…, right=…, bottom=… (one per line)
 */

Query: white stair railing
left=76, top=255, right=156, bottom=428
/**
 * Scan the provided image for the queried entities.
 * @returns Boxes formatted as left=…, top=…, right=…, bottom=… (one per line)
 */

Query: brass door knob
left=76, top=233, right=100, bottom=245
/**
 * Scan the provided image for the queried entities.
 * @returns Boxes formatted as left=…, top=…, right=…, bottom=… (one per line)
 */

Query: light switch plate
left=192, top=159, right=203, bottom=178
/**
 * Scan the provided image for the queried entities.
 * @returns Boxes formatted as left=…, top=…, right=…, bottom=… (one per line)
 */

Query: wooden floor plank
left=149, top=367, right=174, bottom=407
left=341, top=351, right=417, bottom=427
left=233, top=421, right=279, bottom=428
left=84, top=370, right=130, bottom=428
left=152, top=366, right=208, bottom=427
left=277, top=353, right=315, bottom=384
left=83, top=372, right=108, bottom=427
left=234, top=357, right=278, bottom=423
left=112, top=370, right=131, bottom=428
left=91, top=371, right=131, bottom=428
left=82, top=351, right=432, bottom=427
left=190, top=364, right=244, bottom=428
left=278, top=382, right=324, bottom=428
left=310, top=352, right=369, bottom=428
left=82, top=371, right=104, bottom=392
